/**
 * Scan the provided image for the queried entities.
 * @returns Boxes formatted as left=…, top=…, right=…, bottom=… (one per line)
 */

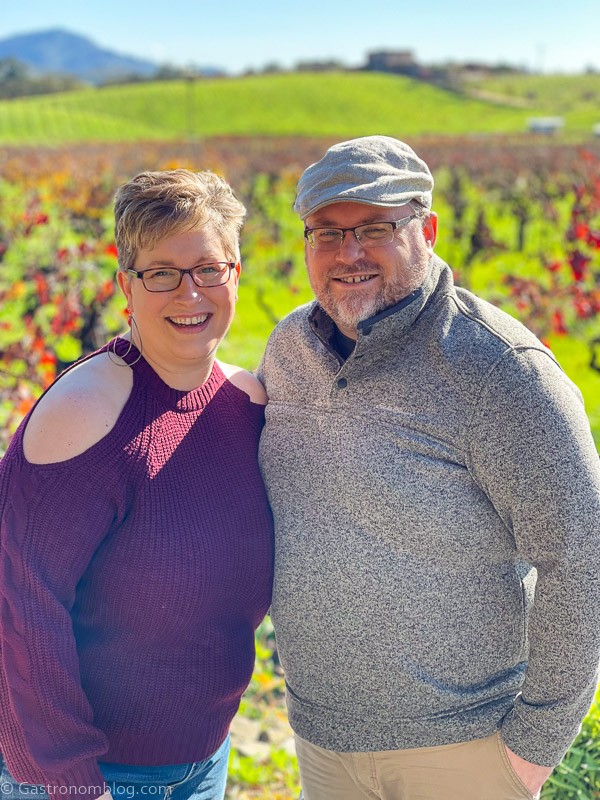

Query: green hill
left=0, top=71, right=554, bottom=145
left=464, top=72, right=600, bottom=114
left=463, top=72, right=600, bottom=133
left=0, top=71, right=598, bottom=146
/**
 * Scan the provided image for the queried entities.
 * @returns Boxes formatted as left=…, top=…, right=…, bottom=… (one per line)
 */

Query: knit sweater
left=0, top=338, right=273, bottom=796
left=258, top=255, right=600, bottom=767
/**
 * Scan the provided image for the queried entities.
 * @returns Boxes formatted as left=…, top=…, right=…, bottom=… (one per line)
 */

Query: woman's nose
left=174, top=273, right=202, bottom=301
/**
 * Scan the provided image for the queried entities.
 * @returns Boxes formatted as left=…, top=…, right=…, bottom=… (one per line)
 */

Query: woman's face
left=117, top=225, right=240, bottom=381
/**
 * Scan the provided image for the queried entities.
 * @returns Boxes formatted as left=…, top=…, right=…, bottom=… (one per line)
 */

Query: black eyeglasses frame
left=126, top=262, right=237, bottom=292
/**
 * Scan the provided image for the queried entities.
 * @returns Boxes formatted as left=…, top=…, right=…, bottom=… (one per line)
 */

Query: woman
left=0, top=170, right=273, bottom=800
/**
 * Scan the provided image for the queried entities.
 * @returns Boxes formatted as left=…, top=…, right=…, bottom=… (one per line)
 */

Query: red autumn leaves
left=503, top=173, right=600, bottom=339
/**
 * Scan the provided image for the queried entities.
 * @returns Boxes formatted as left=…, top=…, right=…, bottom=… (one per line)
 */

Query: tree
left=0, top=57, right=84, bottom=99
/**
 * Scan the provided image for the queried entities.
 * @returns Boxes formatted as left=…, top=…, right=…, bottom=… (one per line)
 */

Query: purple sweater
left=0, top=338, right=273, bottom=796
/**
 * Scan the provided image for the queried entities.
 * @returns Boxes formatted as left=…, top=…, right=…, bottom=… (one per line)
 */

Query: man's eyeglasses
left=127, top=262, right=237, bottom=292
left=304, top=215, right=417, bottom=252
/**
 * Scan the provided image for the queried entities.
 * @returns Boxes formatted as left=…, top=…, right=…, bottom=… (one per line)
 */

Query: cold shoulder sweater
left=0, top=338, right=273, bottom=797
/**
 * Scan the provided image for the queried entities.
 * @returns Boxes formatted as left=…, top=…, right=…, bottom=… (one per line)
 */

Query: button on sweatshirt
left=0, top=338, right=274, bottom=796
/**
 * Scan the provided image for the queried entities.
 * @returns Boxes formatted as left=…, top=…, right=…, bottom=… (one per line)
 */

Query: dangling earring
left=127, top=313, right=143, bottom=364
left=108, top=310, right=143, bottom=366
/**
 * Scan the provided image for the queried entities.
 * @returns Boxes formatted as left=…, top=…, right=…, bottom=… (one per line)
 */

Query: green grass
left=465, top=72, right=600, bottom=109
left=1, top=71, right=599, bottom=147
left=0, top=71, right=547, bottom=145
left=464, top=72, right=600, bottom=131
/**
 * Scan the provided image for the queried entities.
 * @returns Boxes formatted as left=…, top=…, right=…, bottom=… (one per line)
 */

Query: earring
left=126, top=313, right=143, bottom=365
left=108, top=311, right=143, bottom=366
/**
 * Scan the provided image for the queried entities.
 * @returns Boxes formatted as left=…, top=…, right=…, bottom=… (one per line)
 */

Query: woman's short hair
left=114, top=169, right=246, bottom=271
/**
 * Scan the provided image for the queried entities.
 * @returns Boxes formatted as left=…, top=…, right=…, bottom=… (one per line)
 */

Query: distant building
left=527, top=117, right=565, bottom=135
left=365, top=50, right=421, bottom=78
left=362, top=51, right=523, bottom=85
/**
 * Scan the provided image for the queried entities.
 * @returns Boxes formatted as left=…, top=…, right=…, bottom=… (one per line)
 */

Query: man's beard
left=311, top=239, right=431, bottom=333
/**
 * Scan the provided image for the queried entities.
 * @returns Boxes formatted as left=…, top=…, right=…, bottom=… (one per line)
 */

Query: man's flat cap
left=294, top=135, right=434, bottom=220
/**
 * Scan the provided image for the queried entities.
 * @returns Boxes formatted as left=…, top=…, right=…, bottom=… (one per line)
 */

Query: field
left=0, top=70, right=599, bottom=799
left=2, top=136, right=599, bottom=446
left=464, top=72, right=600, bottom=116
left=1, top=71, right=600, bottom=144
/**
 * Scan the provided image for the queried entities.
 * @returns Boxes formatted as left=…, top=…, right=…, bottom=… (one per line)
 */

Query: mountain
left=0, top=29, right=159, bottom=84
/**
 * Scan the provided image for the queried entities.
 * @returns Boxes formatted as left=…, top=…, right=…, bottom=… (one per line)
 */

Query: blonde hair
left=114, top=169, right=246, bottom=271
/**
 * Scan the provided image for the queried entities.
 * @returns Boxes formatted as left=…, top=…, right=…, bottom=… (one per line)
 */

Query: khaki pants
left=295, top=731, right=541, bottom=800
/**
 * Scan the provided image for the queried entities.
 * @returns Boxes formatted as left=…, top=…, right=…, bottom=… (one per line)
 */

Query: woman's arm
left=0, top=354, right=132, bottom=796
left=23, top=351, right=133, bottom=463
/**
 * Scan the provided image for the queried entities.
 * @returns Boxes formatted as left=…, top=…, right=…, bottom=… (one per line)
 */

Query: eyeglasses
left=127, top=262, right=237, bottom=292
left=304, top=215, right=417, bottom=252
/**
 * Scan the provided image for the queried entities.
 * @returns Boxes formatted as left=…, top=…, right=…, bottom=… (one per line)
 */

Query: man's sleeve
left=255, top=351, right=267, bottom=388
left=466, top=346, right=600, bottom=766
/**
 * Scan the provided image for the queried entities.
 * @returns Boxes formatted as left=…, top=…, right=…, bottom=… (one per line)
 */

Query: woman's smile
left=166, top=312, right=211, bottom=330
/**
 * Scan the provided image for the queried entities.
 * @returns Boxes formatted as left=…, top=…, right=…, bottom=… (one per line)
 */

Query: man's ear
left=423, top=212, right=438, bottom=253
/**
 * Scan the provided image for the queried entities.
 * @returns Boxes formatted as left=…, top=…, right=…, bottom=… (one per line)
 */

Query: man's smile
left=334, top=274, right=379, bottom=284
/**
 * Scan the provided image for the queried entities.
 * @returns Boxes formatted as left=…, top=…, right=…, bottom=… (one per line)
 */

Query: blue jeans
left=0, top=736, right=230, bottom=800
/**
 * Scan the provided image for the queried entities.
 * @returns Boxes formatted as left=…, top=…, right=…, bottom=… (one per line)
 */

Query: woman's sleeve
left=0, top=445, right=122, bottom=798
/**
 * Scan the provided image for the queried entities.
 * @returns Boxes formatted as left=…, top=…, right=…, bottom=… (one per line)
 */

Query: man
left=258, top=136, right=600, bottom=800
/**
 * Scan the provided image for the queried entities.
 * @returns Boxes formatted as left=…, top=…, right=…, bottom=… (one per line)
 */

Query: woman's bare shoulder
left=217, top=360, right=267, bottom=405
left=23, top=352, right=134, bottom=464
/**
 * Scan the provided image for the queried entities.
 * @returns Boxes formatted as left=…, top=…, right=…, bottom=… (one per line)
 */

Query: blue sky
left=1, top=0, right=599, bottom=75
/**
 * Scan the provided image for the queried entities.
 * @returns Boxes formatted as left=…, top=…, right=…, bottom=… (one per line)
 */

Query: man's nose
left=336, top=229, right=365, bottom=260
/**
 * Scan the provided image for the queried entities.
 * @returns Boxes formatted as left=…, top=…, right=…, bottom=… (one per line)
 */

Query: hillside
left=463, top=72, right=600, bottom=131
left=0, top=29, right=157, bottom=84
left=0, top=71, right=598, bottom=145
left=463, top=72, right=600, bottom=112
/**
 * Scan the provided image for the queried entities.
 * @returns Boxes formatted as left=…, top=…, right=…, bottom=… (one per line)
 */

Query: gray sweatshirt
left=258, top=256, right=600, bottom=767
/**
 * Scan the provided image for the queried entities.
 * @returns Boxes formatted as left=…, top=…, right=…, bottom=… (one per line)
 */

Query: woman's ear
left=233, top=261, right=241, bottom=301
left=117, top=269, right=133, bottom=312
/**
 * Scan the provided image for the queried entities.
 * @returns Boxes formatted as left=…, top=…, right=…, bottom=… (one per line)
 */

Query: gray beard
left=315, top=251, right=430, bottom=333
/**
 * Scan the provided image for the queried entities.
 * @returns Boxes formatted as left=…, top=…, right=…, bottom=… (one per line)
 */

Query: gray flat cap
left=294, top=135, right=434, bottom=220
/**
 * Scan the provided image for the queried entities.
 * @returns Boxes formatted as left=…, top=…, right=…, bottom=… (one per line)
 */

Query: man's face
left=304, top=201, right=437, bottom=339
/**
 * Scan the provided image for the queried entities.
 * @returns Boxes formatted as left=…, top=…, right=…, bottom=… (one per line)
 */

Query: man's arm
left=466, top=346, right=600, bottom=771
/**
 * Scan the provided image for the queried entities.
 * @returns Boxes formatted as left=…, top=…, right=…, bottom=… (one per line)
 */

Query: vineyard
left=1, top=136, right=599, bottom=447
left=0, top=132, right=599, bottom=798
left=1, top=71, right=600, bottom=144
